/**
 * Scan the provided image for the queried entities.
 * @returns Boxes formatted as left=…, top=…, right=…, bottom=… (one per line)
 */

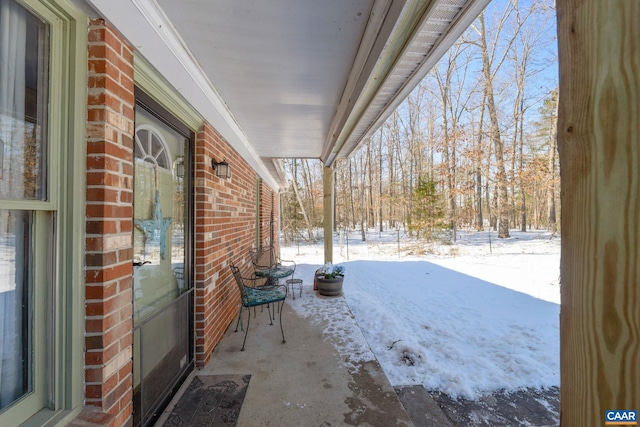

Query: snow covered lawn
left=282, top=229, right=560, bottom=399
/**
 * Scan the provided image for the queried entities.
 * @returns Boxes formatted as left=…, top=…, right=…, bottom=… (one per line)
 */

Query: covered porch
left=77, top=0, right=640, bottom=425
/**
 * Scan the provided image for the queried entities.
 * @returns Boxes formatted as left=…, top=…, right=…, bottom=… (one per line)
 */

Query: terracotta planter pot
left=313, top=269, right=321, bottom=291
left=315, top=274, right=344, bottom=296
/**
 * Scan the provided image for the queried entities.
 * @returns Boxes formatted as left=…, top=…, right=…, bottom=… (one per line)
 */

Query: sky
left=281, top=229, right=560, bottom=400
left=405, top=0, right=559, bottom=138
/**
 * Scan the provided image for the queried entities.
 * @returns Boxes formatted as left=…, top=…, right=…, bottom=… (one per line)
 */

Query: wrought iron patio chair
left=249, top=245, right=295, bottom=286
left=230, top=262, right=287, bottom=351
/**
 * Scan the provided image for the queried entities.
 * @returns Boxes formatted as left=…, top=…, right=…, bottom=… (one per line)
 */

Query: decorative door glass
left=132, top=107, right=186, bottom=321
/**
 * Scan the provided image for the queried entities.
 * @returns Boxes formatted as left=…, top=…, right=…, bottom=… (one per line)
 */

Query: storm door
left=132, top=93, right=193, bottom=427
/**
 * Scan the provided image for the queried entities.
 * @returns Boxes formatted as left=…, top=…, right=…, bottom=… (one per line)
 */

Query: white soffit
left=155, top=0, right=375, bottom=160
left=325, top=0, right=491, bottom=164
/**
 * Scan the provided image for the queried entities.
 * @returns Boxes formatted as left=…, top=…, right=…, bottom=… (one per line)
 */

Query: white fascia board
left=322, top=0, right=395, bottom=164
left=84, top=0, right=281, bottom=191
left=346, top=0, right=492, bottom=156
left=328, top=0, right=491, bottom=164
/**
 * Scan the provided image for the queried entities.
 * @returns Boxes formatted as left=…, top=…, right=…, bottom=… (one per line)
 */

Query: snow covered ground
left=282, top=229, right=560, bottom=400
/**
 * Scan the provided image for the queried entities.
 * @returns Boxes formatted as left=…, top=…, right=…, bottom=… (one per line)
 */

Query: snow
left=282, top=229, right=560, bottom=400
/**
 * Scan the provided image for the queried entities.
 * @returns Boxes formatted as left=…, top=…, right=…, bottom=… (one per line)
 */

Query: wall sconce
left=174, top=156, right=185, bottom=179
left=0, top=138, right=4, bottom=179
left=212, top=157, right=231, bottom=179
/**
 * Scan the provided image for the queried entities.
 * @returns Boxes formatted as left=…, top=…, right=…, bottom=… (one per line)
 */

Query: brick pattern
left=193, top=123, right=268, bottom=366
left=84, top=19, right=135, bottom=426
left=259, top=180, right=270, bottom=247
left=272, top=190, right=280, bottom=253
left=258, top=181, right=279, bottom=252
left=67, top=406, right=116, bottom=427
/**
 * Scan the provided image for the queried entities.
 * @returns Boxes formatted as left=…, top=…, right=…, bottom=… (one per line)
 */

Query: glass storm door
left=132, top=99, right=193, bottom=427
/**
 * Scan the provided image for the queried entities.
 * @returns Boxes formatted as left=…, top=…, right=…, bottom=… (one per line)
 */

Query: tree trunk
left=389, top=115, right=397, bottom=228
left=518, top=98, right=527, bottom=232
left=366, top=141, right=375, bottom=226
left=547, top=93, right=559, bottom=232
left=435, top=58, right=457, bottom=236
left=301, top=159, right=316, bottom=229
left=479, top=12, right=510, bottom=238
left=291, top=161, right=315, bottom=242
left=348, top=159, right=357, bottom=229
left=359, top=151, right=366, bottom=241
left=475, top=97, right=486, bottom=231
left=378, top=129, right=384, bottom=233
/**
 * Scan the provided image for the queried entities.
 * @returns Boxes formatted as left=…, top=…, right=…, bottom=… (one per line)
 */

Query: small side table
left=285, top=278, right=303, bottom=299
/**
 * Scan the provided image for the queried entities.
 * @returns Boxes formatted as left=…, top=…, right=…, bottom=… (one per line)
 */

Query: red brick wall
left=84, top=19, right=135, bottom=426
left=194, top=123, right=261, bottom=366
left=80, top=17, right=281, bottom=427
left=258, top=181, right=279, bottom=251
left=273, top=190, right=280, bottom=253
left=259, top=180, right=269, bottom=247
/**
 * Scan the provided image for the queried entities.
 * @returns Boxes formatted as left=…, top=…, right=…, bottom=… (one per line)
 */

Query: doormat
left=164, top=374, right=251, bottom=426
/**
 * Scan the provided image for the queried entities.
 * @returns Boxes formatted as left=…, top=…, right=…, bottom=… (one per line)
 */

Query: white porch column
left=323, top=166, right=334, bottom=264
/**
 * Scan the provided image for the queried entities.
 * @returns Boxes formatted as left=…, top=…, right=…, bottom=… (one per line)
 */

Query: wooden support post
left=323, top=166, right=334, bottom=264
left=557, top=0, right=640, bottom=424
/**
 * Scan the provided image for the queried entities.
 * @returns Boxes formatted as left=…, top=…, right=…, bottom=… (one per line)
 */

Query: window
left=0, top=0, right=85, bottom=424
left=0, top=0, right=49, bottom=201
left=0, top=0, right=50, bottom=417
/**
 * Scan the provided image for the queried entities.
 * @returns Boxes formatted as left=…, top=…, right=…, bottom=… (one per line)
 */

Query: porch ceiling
left=80, top=0, right=488, bottom=188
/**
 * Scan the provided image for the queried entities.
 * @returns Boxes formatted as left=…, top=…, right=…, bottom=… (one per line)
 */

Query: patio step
left=395, top=385, right=454, bottom=427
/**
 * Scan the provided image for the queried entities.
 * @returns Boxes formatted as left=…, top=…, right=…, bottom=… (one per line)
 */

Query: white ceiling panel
left=157, top=0, right=374, bottom=159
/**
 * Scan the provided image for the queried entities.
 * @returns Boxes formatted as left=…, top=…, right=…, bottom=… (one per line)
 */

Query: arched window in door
left=134, top=124, right=172, bottom=169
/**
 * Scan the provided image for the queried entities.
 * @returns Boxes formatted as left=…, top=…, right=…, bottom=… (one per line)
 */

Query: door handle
left=133, top=261, right=151, bottom=267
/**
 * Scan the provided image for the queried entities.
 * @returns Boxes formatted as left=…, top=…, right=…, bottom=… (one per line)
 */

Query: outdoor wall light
left=0, top=138, right=4, bottom=179
left=174, top=156, right=185, bottom=179
left=212, top=157, right=231, bottom=178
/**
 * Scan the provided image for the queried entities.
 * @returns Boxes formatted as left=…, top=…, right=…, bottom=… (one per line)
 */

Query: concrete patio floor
left=154, top=282, right=560, bottom=426
left=156, top=284, right=415, bottom=426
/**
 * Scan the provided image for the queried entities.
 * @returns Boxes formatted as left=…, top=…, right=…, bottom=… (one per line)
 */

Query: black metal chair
left=230, top=263, right=287, bottom=351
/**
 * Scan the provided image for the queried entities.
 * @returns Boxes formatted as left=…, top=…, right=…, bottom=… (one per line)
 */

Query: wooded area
left=281, top=0, right=559, bottom=244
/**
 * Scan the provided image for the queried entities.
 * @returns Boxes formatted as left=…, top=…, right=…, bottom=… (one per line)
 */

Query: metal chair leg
left=235, top=304, right=244, bottom=332
left=267, top=303, right=274, bottom=325
left=279, top=300, right=286, bottom=343
left=241, top=306, right=250, bottom=351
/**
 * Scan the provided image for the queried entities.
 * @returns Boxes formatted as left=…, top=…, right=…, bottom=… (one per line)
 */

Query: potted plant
left=314, top=263, right=345, bottom=296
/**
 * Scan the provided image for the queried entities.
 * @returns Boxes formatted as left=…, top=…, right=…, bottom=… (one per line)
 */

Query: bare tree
left=470, top=4, right=523, bottom=238
left=290, top=160, right=315, bottom=242
left=544, top=90, right=559, bottom=232
left=377, top=128, right=384, bottom=232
